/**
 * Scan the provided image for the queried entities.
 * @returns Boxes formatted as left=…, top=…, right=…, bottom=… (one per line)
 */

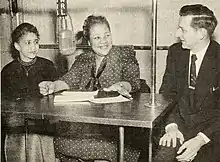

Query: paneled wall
left=1, top=0, right=220, bottom=92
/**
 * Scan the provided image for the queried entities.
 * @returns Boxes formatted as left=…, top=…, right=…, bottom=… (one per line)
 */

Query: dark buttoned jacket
left=160, top=40, right=220, bottom=140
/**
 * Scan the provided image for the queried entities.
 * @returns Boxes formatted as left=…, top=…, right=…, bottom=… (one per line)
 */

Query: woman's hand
left=103, top=81, right=132, bottom=98
left=39, top=80, right=70, bottom=96
left=38, top=81, right=55, bottom=96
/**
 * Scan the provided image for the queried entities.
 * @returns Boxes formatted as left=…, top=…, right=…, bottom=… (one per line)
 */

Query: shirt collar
left=190, top=41, right=210, bottom=58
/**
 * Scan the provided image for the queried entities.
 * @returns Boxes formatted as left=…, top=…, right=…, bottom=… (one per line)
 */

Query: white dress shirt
left=188, top=42, right=209, bottom=89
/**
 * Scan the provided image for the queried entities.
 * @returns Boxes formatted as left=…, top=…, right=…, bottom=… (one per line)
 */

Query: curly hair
left=82, top=15, right=111, bottom=41
left=10, top=23, right=40, bottom=59
left=179, top=4, right=218, bottom=36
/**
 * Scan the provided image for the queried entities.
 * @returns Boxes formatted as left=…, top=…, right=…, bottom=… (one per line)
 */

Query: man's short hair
left=179, top=4, right=218, bottom=36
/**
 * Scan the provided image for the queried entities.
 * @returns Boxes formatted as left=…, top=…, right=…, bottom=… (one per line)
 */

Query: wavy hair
left=82, top=15, right=111, bottom=41
left=179, top=4, right=218, bottom=36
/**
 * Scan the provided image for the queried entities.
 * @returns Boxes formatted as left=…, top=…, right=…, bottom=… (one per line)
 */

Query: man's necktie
left=190, top=54, right=197, bottom=88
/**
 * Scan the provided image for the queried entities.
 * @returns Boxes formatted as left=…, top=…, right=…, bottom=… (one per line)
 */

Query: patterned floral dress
left=54, top=46, right=141, bottom=162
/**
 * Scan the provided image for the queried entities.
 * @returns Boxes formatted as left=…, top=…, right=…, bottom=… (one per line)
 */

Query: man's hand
left=39, top=81, right=55, bottom=96
left=159, top=125, right=184, bottom=148
left=176, top=135, right=206, bottom=162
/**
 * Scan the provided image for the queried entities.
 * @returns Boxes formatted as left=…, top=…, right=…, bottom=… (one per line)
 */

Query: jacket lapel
left=195, top=42, right=217, bottom=108
left=177, top=49, right=190, bottom=93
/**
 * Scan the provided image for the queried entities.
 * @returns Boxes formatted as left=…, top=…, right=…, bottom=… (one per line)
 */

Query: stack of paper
left=54, top=91, right=98, bottom=103
left=54, top=91, right=131, bottom=104
left=90, top=95, right=131, bottom=104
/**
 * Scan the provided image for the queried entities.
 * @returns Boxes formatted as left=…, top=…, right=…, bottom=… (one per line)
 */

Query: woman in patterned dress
left=39, top=15, right=141, bottom=162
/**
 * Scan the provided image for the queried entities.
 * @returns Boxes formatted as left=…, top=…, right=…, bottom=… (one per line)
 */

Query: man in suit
left=153, top=4, right=220, bottom=162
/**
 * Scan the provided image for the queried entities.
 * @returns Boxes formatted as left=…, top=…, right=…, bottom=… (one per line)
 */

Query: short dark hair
left=75, top=30, right=88, bottom=45
left=82, top=15, right=111, bottom=41
left=179, top=4, right=218, bottom=36
left=11, top=22, right=40, bottom=59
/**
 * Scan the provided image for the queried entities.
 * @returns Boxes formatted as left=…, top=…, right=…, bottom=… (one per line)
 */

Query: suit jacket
left=160, top=40, right=220, bottom=140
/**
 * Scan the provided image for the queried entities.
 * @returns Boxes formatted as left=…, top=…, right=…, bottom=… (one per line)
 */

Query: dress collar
left=17, top=57, right=37, bottom=66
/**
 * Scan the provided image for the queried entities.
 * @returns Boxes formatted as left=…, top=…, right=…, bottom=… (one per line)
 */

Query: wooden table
left=1, top=93, right=174, bottom=162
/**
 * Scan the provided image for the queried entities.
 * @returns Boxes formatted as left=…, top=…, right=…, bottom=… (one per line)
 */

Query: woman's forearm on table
left=54, top=80, right=70, bottom=92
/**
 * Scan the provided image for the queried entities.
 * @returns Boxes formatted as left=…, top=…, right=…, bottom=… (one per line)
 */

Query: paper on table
left=54, top=91, right=98, bottom=102
left=89, top=95, right=131, bottom=104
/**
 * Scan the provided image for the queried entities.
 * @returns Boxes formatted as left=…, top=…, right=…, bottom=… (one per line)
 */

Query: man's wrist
left=165, top=123, right=178, bottom=132
left=195, top=134, right=207, bottom=147
left=197, top=132, right=210, bottom=144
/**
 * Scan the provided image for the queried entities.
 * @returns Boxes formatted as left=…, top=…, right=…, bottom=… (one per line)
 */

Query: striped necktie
left=190, top=54, right=197, bottom=88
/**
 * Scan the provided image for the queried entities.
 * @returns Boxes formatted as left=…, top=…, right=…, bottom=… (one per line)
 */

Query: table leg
left=24, top=118, right=28, bottom=162
left=119, top=126, right=124, bottom=162
left=148, top=127, right=153, bottom=162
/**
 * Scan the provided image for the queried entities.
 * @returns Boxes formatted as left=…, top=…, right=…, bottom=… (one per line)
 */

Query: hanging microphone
left=59, top=17, right=76, bottom=55
left=57, top=0, right=76, bottom=55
